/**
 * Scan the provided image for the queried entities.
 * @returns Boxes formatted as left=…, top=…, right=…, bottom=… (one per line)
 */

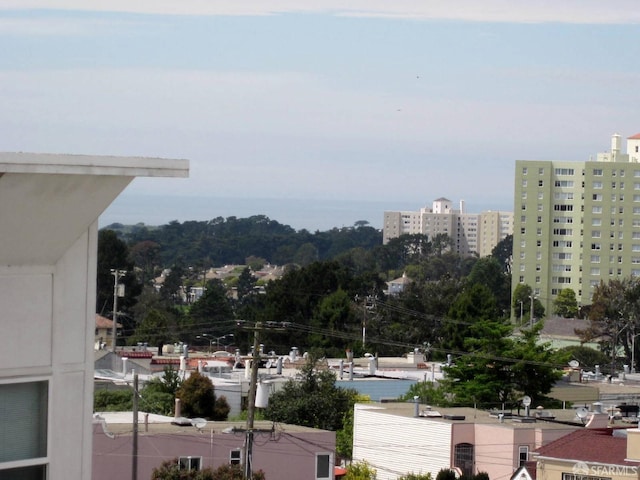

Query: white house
left=0, top=153, right=188, bottom=479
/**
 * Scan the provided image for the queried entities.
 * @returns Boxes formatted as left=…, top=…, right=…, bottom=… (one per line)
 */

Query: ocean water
left=99, top=194, right=418, bottom=232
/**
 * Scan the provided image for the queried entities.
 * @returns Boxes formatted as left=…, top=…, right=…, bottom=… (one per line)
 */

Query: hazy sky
left=2, top=2, right=640, bottom=229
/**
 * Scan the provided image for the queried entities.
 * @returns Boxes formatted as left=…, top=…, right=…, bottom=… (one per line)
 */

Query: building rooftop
left=535, top=428, right=639, bottom=466
left=94, top=411, right=332, bottom=436
left=356, top=402, right=585, bottom=429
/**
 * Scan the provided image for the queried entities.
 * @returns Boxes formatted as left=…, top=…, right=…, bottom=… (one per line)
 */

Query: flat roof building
left=383, top=198, right=513, bottom=257
left=512, top=133, right=640, bottom=316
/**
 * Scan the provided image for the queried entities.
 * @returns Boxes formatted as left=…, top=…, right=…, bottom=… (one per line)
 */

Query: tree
left=236, top=266, right=257, bottom=300
left=436, top=470, right=456, bottom=480
left=139, top=366, right=183, bottom=415
left=553, top=288, right=578, bottom=318
left=96, top=229, right=140, bottom=325
left=551, top=346, right=610, bottom=372
left=399, top=381, right=451, bottom=407
left=398, top=474, right=432, bottom=480
left=187, top=279, right=234, bottom=337
left=264, top=357, right=358, bottom=432
left=344, top=461, right=377, bottom=480
left=336, top=393, right=370, bottom=460
left=466, top=257, right=511, bottom=317
left=441, top=283, right=500, bottom=354
left=512, top=283, right=545, bottom=324
left=491, top=234, right=513, bottom=272
left=151, top=460, right=265, bottom=480
left=577, top=277, right=640, bottom=372
left=160, top=265, right=186, bottom=304
left=177, top=371, right=229, bottom=420
left=129, top=240, right=161, bottom=286
left=442, top=321, right=561, bottom=408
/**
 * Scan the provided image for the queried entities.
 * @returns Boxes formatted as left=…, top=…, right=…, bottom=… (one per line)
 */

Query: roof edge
left=0, top=152, right=189, bottom=178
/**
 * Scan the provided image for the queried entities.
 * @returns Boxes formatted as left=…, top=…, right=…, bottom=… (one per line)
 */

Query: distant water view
left=99, top=194, right=421, bottom=232
left=100, top=193, right=512, bottom=232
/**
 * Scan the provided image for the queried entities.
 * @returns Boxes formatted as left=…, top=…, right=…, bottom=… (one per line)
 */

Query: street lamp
left=196, top=334, right=215, bottom=352
left=198, top=333, right=234, bottom=353
left=518, top=300, right=524, bottom=325
left=215, top=333, right=234, bottom=350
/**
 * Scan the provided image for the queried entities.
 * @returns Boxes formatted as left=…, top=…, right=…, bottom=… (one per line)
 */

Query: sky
left=2, top=1, right=640, bottom=231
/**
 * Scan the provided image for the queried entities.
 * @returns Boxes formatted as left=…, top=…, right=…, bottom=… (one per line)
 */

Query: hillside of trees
left=104, top=215, right=382, bottom=267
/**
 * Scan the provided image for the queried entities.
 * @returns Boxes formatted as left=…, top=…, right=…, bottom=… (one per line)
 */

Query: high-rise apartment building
left=383, top=198, right=513, bottom=257
left=512, top=133, right=640, bottom=316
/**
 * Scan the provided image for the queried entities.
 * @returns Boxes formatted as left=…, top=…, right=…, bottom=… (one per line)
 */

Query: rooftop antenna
left=191, top=418, right=207, bottom=433
left=575, top=407, right=589, bottom=424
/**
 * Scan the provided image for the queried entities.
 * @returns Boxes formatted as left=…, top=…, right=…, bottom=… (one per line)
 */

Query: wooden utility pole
left=132, top=372, right=139, bottom=480
left=244, top=322, right=262, bottom=479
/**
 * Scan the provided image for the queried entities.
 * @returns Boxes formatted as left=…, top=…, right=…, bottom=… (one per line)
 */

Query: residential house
left=387, top=272, right=412, bottom=295
left=534, top=427, right=640, bottom=480
left=92, top=413, right=337, bottom=480
left=352, top=402, right=586, bottom=480
left=95, top=314, right=121, bottom=350
left=0, top=153, right=187, bottom=479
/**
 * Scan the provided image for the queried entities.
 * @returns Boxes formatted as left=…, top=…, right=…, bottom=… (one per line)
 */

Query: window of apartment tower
left=538, top=180, right=543, bottom=187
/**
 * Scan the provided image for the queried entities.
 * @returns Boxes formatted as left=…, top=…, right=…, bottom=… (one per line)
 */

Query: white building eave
left=0, top=152, right=189, bottom=266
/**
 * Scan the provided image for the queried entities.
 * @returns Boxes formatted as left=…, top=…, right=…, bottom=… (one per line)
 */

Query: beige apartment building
left=383, top=198, right=513, bottom=257
left=512, top=132, right=640, bottom=316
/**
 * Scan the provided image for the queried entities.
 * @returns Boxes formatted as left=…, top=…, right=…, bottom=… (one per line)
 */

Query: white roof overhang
left=0, top=152, right=189, bottom=265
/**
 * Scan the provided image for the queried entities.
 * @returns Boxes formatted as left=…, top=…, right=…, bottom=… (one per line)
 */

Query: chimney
left=174, top=398, right=181, bottom=419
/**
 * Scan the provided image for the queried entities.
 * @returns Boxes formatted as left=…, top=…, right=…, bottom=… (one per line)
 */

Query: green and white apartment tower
left=513, top=132, right=640, bottom=317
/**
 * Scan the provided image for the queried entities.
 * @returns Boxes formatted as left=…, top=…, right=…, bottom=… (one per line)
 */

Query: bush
left=94, top=389, right=132, bottom=411
left=150, top=459, right=265, bottom=479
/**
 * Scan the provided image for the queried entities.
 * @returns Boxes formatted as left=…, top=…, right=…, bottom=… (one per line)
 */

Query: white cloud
left=0, top=16, right=145, bottom=36
left=2, top=0, right=640, bottom=25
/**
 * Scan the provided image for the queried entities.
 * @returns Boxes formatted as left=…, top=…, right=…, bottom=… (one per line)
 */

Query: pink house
left=353, top=403, right=587, bottom=480
left=93, top=413, right=337, bottom=480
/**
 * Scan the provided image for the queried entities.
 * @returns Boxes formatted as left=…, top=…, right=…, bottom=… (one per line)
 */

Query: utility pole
left=111, top=269, right=127, bottom=352
left=244, top=322, right=262, bottom=480
left=529, top=295, right=536, bottom=328
left=132, top=372, right=138, bottom=480
left=362, top=296, right=367, bottom=349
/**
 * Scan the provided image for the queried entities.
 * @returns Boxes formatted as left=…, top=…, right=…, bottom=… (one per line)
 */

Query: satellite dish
left=569, top=360, right=580, bottom=368
left=576, top=407, right=589, bottom=421
left=191, top=418, right=207, bottom=431
left=522, top=396, right=532, bottom=407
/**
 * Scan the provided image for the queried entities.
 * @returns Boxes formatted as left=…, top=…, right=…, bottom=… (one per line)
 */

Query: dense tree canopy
left=106, top=215, right=382, bottom=267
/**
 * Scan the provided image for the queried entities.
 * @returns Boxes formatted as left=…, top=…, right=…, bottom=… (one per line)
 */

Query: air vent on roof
left=512, top=417, right=536, bottom=423
left=420, top=410, right=442, bottom=418
left=442, top=414, right=466, bottom=421
left=490, top=411, right=514, bottom=419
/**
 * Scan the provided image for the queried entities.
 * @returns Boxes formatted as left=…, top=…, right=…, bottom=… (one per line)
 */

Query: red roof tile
left=95, top=314, right=121, bottom=329
left=536, top=428, right=639, bottom=466
left=628, top=133, right=640, bottom=140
